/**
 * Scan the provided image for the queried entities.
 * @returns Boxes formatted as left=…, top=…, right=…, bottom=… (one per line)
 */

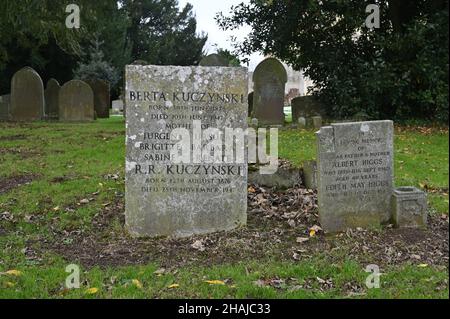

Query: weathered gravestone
left=44, top=78, right=61, bottom=119
left=125, top=65, right=248, bottom=237
left=112, top=100, right=124, bottom=112
left=86, top=79, right=110, bottom=118
left=248, top=92, right=254, bottom=117
left=291, top=96, right=325, bottom=122
left=302, top=160, right=318, bottom=190
left=0, top=95, right=10, bottom=121
left=252, top=58, right=287, bottom=125
left=316, top=120, right=394, bottom=233
left=298, top=117, right=306, bottom=128
left=312, top=116, right=323, bottom=129
left=10, top=67, right=44, bottom=121
left=59, top=80, right=95, bottom=122
left=199, top=54, right=229, bottom=67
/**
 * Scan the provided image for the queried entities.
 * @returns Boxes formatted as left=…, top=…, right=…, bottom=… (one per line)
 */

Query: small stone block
left=392, top=187, right=427, bottom=228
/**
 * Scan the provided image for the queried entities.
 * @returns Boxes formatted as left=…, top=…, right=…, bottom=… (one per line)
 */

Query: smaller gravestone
left=248, top=92, right=254, bottom=116
left=298, top=117, right=306, bottom=128
left=302, top=160, right=318, bottom=189
left=392, top=187, right=427, bottom=228
left=44, top=78, right=61, bottom=119
left=312, top=116, right=322, bottom=129
left=316, top=120, right=394, bottom=233
left=251, top=118, right=258, bottom=127
left=252, top=58, right=287, bottom=125
left=10, top=67, right=44, bottom=121
left=112, top=100, right=124, bottom=112
left=86, top=79, right=110, bottom=118
left=291, top=96, right=324, bottom=121
left=59, top=80, right=95, bottom=122
left=199, top=53, right=229, bottom=67
left=131, top=60, right=149, bottom=65
left=0, top=95, right=10, bottom=121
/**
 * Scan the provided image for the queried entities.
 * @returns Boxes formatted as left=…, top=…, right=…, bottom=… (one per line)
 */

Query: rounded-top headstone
left=59, top=80, right=95, bottom=122
left=251, top=58, right=287, bottom=125
left=10, top=67, right=44, bottom=121
left=199, top=54, right=229, bottom=67
left=45, top=78, right=61, bottom=119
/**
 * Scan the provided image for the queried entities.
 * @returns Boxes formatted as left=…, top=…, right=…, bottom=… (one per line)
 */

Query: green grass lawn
left=0, top=118, right=448, bottom=299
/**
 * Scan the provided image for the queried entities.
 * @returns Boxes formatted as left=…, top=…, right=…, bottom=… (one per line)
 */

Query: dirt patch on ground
left=0, top=174, right=39, bottom=195
left=40, top=185, right=449, bottom=271
left=0, top=134, right=28, bottom=141
left=0, top=147, right=41, bottom=159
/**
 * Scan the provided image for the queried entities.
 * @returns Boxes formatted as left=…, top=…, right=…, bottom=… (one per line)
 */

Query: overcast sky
left=177, top=0, right=264, bottom=70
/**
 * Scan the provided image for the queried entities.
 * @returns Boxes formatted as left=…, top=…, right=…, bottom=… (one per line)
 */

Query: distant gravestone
left=131, top=60, right=149, bottom=65
left=298, top=117, right=306, bottom=128
left=125, top=64, right=248, bottom=237
left=312, top=116, right=323, bottom=129
left=112, top=100, right=124, bottom=111
left=44, top=78, right=61, bottom=119
left=86, top=79, right=110, bottom=118
left=248, top=92, right=254, bottom=116
left=10, top=67, right=44, bottom=121
left=199, top=54, right=229, bottom=67
left=0, top=94, right=10, bottom=121
left=59, top=80, right=95, bottom=122
left=291, top=96, right=324, bottom=122
left=252, top=58, right=287, bottom=125
left=316, top=120, right=394, bottom=233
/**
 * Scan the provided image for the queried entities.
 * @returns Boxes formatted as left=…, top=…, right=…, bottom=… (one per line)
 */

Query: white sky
left=178, top=0, right=264, bottom=70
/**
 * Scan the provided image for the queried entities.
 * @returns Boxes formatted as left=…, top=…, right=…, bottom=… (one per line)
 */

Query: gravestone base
left=302, top=160, right=318, bottom=190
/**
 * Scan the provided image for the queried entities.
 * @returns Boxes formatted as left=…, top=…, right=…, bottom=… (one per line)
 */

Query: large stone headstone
left=252, top=58, right=287, bottom=125
left=125, top=65, right=248, bottom=237
left=291, top=96, right=325, bottom=122
left=44, top=78, right=61, bottom=119
left=316, top=120, right=394, bottom=233
left=0, top=94, right=10, bottom=121
left=86, top=79, right=110, bottom=118
left=10, top=67, right=44, bottom=121
left=199, top=54, right=229, bottom=67
left=59, top=80, right=95, bottom=122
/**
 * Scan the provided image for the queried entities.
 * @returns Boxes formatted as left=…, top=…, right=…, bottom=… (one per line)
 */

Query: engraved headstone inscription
left=125, top=65, right=248, bottom=237
left=316, top=120, right=394, bottom=233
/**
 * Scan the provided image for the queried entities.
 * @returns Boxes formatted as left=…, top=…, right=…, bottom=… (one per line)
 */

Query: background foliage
left=0, top=0, right=207, bottom=98
left=217, top=0, right=449, bottom=123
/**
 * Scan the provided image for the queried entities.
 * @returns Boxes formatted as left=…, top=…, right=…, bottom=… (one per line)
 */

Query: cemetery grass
left=0, top=118, right=448, bottom=299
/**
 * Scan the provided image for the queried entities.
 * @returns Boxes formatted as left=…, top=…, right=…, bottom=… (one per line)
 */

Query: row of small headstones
left=0, top=67, right=110, bottom=122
